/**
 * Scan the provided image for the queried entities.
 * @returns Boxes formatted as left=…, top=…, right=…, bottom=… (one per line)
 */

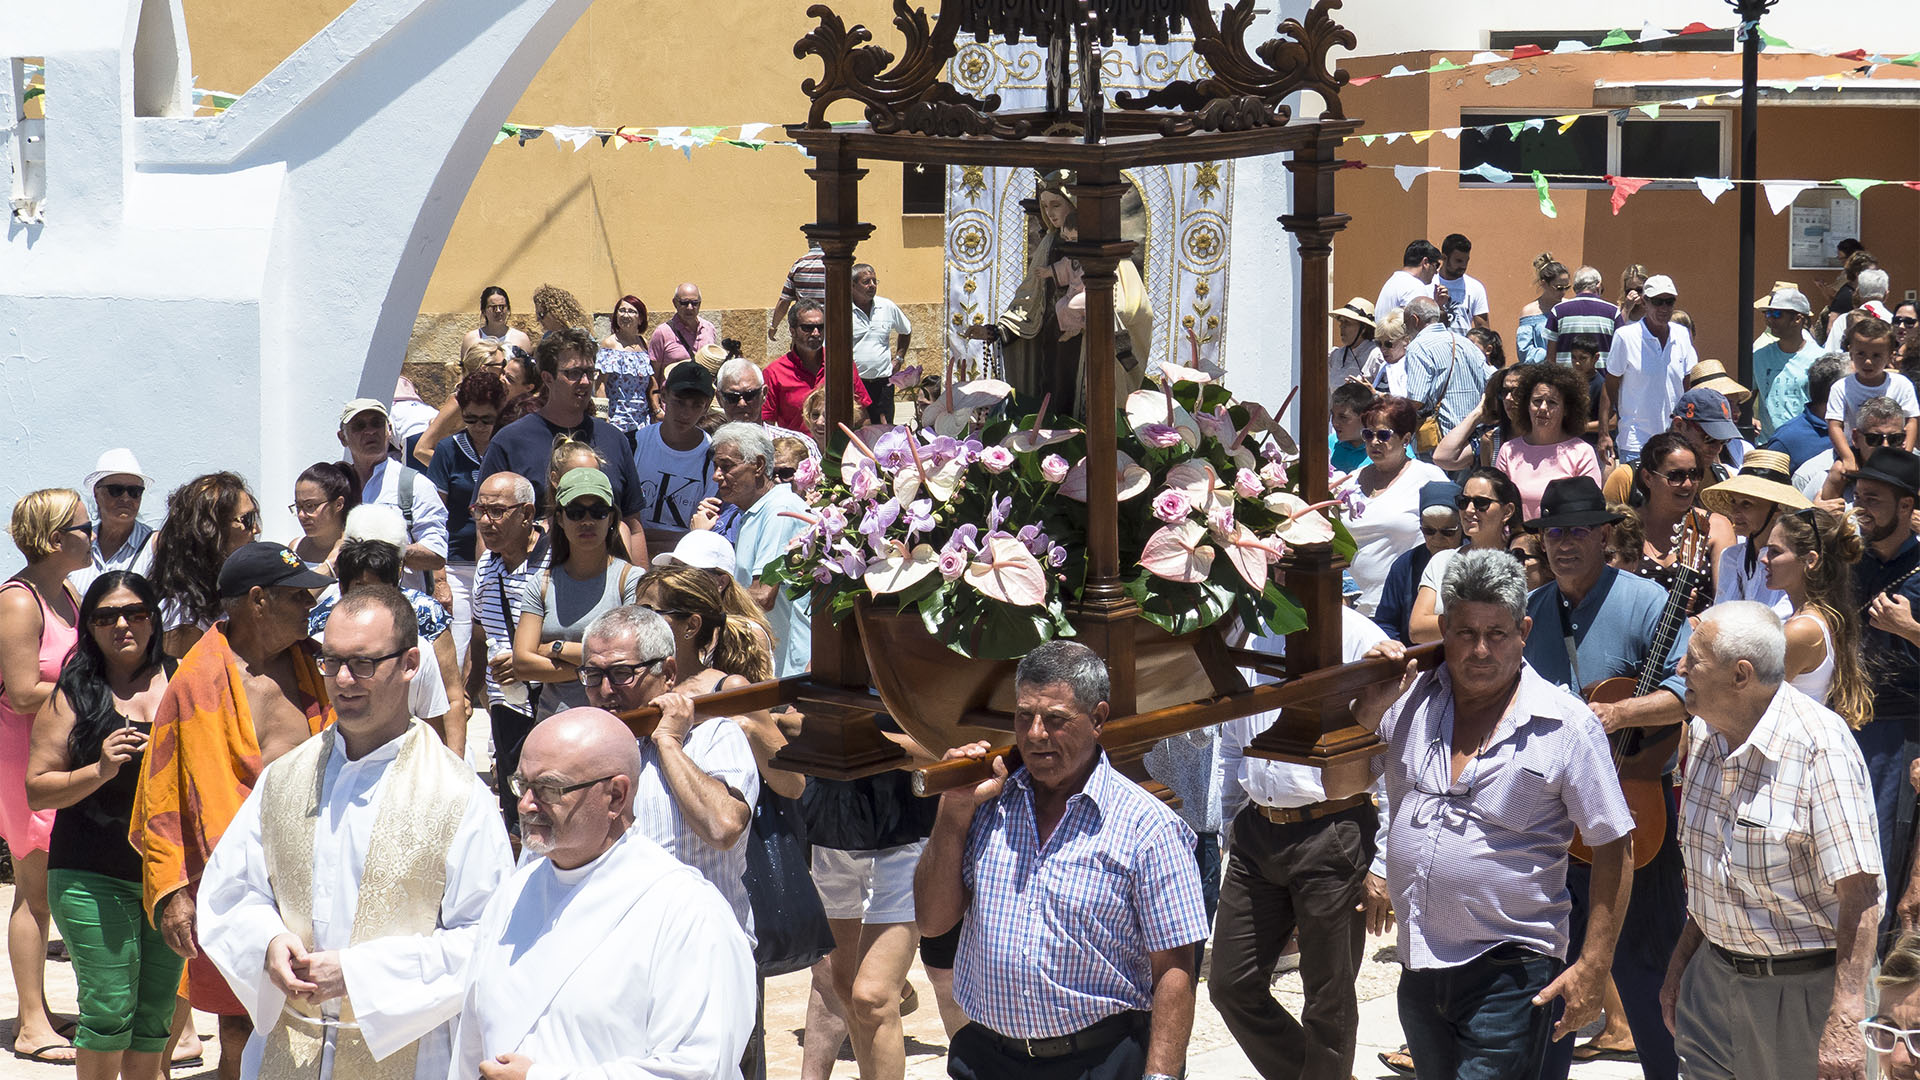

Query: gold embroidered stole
left=258, top=722, right=472, bottom=1080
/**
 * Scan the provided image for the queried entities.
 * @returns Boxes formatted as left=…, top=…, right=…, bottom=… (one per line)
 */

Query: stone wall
left=401, top=303, right=946, bottom=407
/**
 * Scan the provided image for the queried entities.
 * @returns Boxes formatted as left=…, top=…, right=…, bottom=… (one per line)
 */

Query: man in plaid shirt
left=1660, top=601, right=1883, bottom=1080
left=916, top=641, right=1209, bottom=1080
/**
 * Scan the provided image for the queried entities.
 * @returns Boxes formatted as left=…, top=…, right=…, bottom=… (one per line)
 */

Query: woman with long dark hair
left=463, top=285, right=534, bottom=356
left=598, top=294, right=657, bottom=436
left=1631, top=432, right=1733, bottom=590
left=147, top=473, right=260, bottom=657
left=513, top=468, right=639, bottom=717
left=1408, top=467, right=1523, bottom=643
left=27, top=572, right=184, bottom=1080
left=288, top=462, right=360, bottom=574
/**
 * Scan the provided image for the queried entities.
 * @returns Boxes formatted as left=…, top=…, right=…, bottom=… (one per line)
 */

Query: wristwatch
left=1144, top=1073, right=1182, bottom=1080
left=548, top=640, right=566, bottom=659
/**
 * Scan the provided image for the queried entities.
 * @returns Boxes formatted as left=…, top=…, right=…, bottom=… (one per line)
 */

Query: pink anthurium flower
left=1060, top=452, right=1151, bottom=502
left=1141, top=521, right=1216, bottom=583
left=1217, top=524, right=1285, bottom=589
left=963, top=536, right=1049, bottom=607
left=863, top=542, right=941, bottom=595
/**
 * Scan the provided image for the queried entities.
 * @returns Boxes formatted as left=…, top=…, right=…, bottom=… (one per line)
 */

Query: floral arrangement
left=763, top=366, right=1347, bottom=660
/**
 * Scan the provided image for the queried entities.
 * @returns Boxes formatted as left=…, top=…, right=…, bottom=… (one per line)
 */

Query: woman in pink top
left=1496, top=362, right=1602, bottom=519
left=0, top=488, right=89, bottom=1062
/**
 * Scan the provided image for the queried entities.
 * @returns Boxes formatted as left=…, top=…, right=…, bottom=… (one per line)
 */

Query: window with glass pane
left=1618, top=117, right=1722, bottom=180
left=1459, top=113, right=1606, bottom=185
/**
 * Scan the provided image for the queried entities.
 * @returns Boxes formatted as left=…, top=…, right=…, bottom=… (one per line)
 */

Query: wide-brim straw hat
left=1331, top=297, right=1375, bottom=329
left=1687, top=359, right=1751, bottom=405
left=1701, top=449, right=1811, bottom=518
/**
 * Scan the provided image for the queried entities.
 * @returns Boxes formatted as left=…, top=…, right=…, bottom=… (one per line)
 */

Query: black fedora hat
left=1525, top=476, right=1625, bottom=530
left=1856, top=448, right=1920, bottom=498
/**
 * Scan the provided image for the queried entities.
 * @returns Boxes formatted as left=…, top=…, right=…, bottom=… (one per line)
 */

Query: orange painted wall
left=1331, top=49, right=1920, bottom=367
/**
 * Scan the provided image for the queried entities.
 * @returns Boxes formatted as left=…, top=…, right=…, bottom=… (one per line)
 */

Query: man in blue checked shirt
left=1354, top=549, right=1636, bottom=1080
left=916, top=641, right=1209, bottom=1080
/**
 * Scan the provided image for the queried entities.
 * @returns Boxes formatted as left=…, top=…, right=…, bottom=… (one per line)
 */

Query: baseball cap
left=664, top=362, right=716, bottom=398
left=217, top=542, right=334, bottom=597
left=1642, top=275, right=1678, bottom=299
left=338, top=398, right=390, bottom=430
left=1418, top=481, right=1463, bottom=514
left=652, top=530, right=738, bottom=576
left=1759, top=286, right=1810, bottom=315
left=1671, top=388, right=1739, bottom=441
left=553, top=467, right=615, bottom=508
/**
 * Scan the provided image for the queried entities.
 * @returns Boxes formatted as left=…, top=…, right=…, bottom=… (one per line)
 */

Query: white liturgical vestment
left=449, top=824, right=755, bottom=1080
left=200, top=722, right=512, bottom=1080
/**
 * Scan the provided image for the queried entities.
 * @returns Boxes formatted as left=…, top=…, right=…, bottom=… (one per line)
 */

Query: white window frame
left=1456, top=108, right=1729, bottom=190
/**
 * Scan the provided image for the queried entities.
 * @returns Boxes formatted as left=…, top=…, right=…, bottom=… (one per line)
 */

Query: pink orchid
left=1141, top=521, right=1216, bottom=583
left=1197, top=407, right=1237, bottom=443
left=963, top=536, right=1048, bottom=607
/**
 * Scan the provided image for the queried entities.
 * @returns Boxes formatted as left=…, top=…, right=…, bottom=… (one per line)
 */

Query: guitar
left=1569, top=512, right=1712, bottom=869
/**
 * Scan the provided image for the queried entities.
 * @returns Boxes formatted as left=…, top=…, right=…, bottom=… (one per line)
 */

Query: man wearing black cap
left=632, top=363, right=721, bottom=551
left=1846, top=449, right=1920, bottom=940
left=1520, top=478, right=1690, bottom=1080
left=130, top=542, right=336, bottom=1080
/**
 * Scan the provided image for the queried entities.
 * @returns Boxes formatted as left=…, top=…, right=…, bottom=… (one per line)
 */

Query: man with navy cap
left=632, top=362, right=721, bottom=551
left=1668, top=387, right=1742, bottom=484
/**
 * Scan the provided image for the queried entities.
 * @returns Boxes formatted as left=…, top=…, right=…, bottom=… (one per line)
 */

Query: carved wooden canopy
left=795, top=0, right=1354, bottom=140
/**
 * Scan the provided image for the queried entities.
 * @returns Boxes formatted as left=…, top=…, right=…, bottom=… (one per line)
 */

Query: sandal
left=13, top=1044, right=77, bottom=1066
left=1378, top=1046, right=1415, bottom=1076
left=1571, top=1040, right=1638, bottom=1063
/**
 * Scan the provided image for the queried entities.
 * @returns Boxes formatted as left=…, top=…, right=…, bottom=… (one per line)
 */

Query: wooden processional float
left=643, top=0, right=1444, bottom=802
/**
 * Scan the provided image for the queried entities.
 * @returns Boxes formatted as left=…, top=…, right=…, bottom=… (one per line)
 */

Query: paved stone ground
left=0, top=885, right=1645, bottom=1079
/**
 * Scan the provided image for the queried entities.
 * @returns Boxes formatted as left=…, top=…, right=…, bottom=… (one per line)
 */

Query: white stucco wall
left=1340, top=1, right=1912, bottom=56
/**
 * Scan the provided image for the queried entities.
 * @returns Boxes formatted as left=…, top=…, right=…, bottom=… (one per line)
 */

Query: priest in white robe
left=200, top=587, right=513, bottom=1080
left=450, top=707, right=754, bottom=1080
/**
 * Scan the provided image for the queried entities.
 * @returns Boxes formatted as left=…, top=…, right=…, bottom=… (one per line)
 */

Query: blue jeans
left=1398, top=944, right=1563, bottom=1080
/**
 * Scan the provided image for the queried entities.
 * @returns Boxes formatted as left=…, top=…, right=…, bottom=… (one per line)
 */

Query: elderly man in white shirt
left=1603, top=275, right=1698, bottom=465
left=338, top=399, right=449, bottom=592
left=449, top=707, right=754, bottom=1080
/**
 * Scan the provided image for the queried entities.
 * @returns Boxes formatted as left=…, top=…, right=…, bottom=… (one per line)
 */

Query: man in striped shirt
left=917, top=641, right=1208, bottom=1080
left=470, top=472, right=549, bottom=822
left=1661, top=601, right=1882, bottom=1080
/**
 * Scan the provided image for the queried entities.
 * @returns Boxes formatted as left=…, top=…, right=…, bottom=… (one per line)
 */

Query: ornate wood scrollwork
left=795, top=0, right=1007, bottom=134
left=1114, top=0, right=1353, bottom=127
left=951, top=0, right=1188, bottom=46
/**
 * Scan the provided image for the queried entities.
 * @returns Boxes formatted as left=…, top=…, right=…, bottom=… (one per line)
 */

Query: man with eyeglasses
left=196, top=585, right=511, bottom=1080
left=132, top=542, right=337, bottom=1080
left=1793, top=395, right=1910, bottom=509
left=713, top=358, right=818, bottom=467
left=704, top=423, right=812, bottom=679
left=71, top=448, right=157, bottom=594
left=761, top=299, right=870, bottom=432
left=1661, top=601, right=1881, bottom=1080
left=468, top=473, right=550, bottom=825
left=647, top=282, right=719, bottom=371
left=450, top=707, right=754, bottom=1080
left=1863, top=931, right=1920, bottom=1080
left=1352, top=549, right=1636, bottom=1080
left=1752, top=288, right=1827, bottom=440
left=1517, top=478, right=1690, bottom=1080
left=478, top=328, right=651, bottom=561
left=1604, top=274, right=1697, bottom=466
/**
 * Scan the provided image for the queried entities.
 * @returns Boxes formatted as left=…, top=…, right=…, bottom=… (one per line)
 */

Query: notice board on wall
left=1788, top=189, right=1861, bottom=270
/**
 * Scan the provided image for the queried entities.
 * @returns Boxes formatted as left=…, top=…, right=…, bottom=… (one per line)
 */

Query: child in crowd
left=1329, top=382, right=1376, bottom=475
left=771, top=437, right=808, bottom=485
left=1826, top=316, right=1920, bottom=477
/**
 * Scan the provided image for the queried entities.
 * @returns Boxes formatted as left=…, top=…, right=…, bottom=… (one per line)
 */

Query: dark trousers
left=1192, top=830, right=1221, bottom=971
left=1398, top=944, right=1563, bottom=1080
left=1855, top=718, right=1919, bottom=947
left=1542, top=785, right=1685, bottom=1080
left=862, top=376, right=895, bottom=426
left=1208, top=803, right=1376, bottom=1080
left=740, top=975, right=765, bottom=1080
left=489, top=702, right=537, bottom=823
left=946, top=1020, right=1147, bottom=1080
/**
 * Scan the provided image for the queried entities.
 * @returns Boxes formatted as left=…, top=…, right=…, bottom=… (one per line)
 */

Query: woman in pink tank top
left=0, top=488, right=91, bottom=1062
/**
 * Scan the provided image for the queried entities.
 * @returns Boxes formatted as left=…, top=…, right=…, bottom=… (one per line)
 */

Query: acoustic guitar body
left=1569, top=676, right=1674, bottom=870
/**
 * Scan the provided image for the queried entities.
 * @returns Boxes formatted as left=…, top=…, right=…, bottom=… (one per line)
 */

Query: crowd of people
left=0, top=230, right=1917, bottom=1080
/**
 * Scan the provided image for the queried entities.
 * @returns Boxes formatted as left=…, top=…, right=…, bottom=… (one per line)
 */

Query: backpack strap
left=398, top=467, right=416, bottom=527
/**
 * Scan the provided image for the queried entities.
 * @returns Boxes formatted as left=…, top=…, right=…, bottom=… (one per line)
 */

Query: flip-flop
left=1571, top=1042, right=1639, bottom=1063
left=168, top=1055, right=205, bottom=1070
left=1378, top=1047, right=1415, bottom=1076
left=13, top=1044, right=77, bottom=1065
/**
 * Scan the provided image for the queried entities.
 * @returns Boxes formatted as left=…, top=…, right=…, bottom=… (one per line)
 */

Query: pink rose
left=1234, top=469, right=1263, bottom=499
left=1259, top=462, right=1288, bottom=489
left=1041, top=454, right=1070, bottom=484
left=1138, top=423, right=1182, bottom=449
left=938, top=549, right=967, bottom=581
left=792, top=458, right=822, bottom=494
left=979, top=446, right=1015, bottom=473
left=1207, top=505, right=1236, bottom=535
left=1152, top=489, right=1191, bottom=524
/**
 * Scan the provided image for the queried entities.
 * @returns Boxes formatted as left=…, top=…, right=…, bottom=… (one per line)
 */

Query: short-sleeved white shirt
left=851, top=297, right=914, bottom=380
left=1825, top=372, right=1920, bottom=437
left=1433, top=272, right=1489, bottom=334
left=1604, top=320, right=1698, bottom=459
left=632, top=717, right=762, bottom=943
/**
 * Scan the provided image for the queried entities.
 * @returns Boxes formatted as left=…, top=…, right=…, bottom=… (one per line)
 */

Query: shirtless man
left=131, top=542, right=335, bottom=1080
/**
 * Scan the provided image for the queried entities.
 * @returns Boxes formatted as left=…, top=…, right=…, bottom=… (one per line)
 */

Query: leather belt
left=1256, top=792, right=1371, bottom=826
left=972, top=1011, right=1146, bottom=1060
left=1709, top=943, right=1836, bottom=977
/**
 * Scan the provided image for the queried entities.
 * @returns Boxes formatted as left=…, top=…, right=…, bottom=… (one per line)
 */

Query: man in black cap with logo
left=1847, top=449, right=1920, bottom=938
left=632, top=362, right=721, bottom=552
left=1522, top=477, right=1690, bottom=1080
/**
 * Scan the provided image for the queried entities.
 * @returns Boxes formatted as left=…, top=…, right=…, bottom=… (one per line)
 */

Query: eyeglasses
left=1648, top=297, right=1677, bottom=307
left=88, top=604, right=153, bottom=629
left=794, top=323, right=825, bottom=336
left=60, top=520, right=95, bottom=538
left=289, top=500, right=330, bottom=516
left=1863, top=431, right=1908, bottom=449
left=469, top=502, right=526, bottom=522
left=1421, top=525, right=1461, bottom=538
left=561, top=502, right=614, bottom=522
left=637, top=603, right=692, bottom=620
left=1860, top=1020, right=1920, bottom=1058
left=577, top=656, right=668, bottom=687
left=556, top=366, right=597, bottom=383
left=462, top=414, right=498, bottom=428
left=316, top=647, right=409, bottom=679
left=507, top=773, right=617, bottom=804
left=1544, top=526, right=1597, bottom=541
left=237, top=510, right=261, bottom=531
left=1657, top=467, right=1703, bottom=485
left=1360, top=428, right=1401, bottom=443
left=99, top=484, right=144, bottom=500
left=720, top=388, right=763, bottom=405
left=1455, top=495, right=1503, bottom=513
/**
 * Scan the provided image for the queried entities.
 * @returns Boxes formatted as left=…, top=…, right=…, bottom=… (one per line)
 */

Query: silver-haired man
left=1355, top=549, right=1635, bottom=1080
left=701, top=423, right=810, bottom=677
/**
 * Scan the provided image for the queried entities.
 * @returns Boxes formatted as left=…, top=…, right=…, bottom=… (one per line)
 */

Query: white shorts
left=812, top=840, right=926, bottom=924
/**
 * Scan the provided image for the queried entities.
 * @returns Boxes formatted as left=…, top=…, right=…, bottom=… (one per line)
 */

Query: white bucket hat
left=83, top=448, right=155, bottom=494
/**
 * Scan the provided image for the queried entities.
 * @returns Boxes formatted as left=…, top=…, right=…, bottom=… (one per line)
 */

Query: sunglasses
left=794, top=324, right=825, bottom=335
left=720, top=389, right=763, bottom=405
left=88, top=604, right=153, bottom=629
left=561, top=503, right=614, bottom=522
left=1455, top=495, right=1502, bottom=513
left=1893, top=317, right=1918, bottom=328
left=1648, top=297, right=1677, bottom=307
left=1793, top=505, right=1825, bottom=561
left=673, top=297, right=701, bottom=307
left=1657, top=467, right=1702, bottom=484
left=238, top=510, right=261, bottom=531
left=463, top=414, right=498, bottom=428
left=1421, top=525, right=1460, bottom=538
left=1862, top=431, right=1907, bottom=449
left=61, top=520, right=95, bottom=538
left=99, top=483, right=144, bottom=500
left=1510, top=548, right=1547, bottom=565
left=1762, top=309, right=1799, bottom=320
left=1360, top=428, right=1401, bottom=443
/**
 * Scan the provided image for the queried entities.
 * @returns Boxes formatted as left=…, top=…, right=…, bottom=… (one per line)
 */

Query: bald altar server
left=198, top=586, right=512, bottom=1080
left=450, top=707, right=754, bottom=1080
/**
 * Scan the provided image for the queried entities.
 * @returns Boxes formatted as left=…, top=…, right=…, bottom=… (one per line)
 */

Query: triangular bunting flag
left=1764, top=181, right=1815, bottom=215
left=1699, top=94, right=1720, bottom=105
left=1467, top=163, right=1515, bottom=184
left=1835, top=178, right=1884, bottom=198
left=493, top=128, right=512, bottom=146
left=1638, top=20, right=1662, bottom=42
left=1894, top=52, right=1920, bottom=66
left=1523, top=119, right=1547, bottom=132
left=1904, top=182, right=1920, bottom=192
left=1474, top=126, right=1497, bottom=136
left=1410, top=130, right=1436, bottom=143
left=1606, top=175, right=1652, bottom=215
left=1441, top=127, right=1463, bottom=140
left=1469, top=52, right=1505, bottom=66
left=1506, top=121, right=1525, bottom=138
left=1531, top=170, right=1557, bottom=218
left=1695, top=176, right=1735, bottom=203
left=1394, top=165, right=1439, bottom=191
left=1349, top=74, right=1379, bottom=85
left=1675, top=97, right=1700, bottom=109
left=1835, top=49, right=1868, bottom=61
left=738, top=123, right=774, bottom=143
left=1429, top=58, right=1461, bottom=72
left=1635, top=103, right=1662, bottom=119
left=1511, top=44, right=1546, bottom=59
left=1554, top=40, right=1590, bottom=54
left=1757, top=28, right=1790, bottom=49
left=546, top=124, right=596, bottom=151
left=1601, top=29, right=1632, bottom=47
left=1555, top=115, right=1581, bottom=133
left=1384, top=132, right=1404, bottom=144
left=1386, top=65, right=1416, bottom=78
left=1359, top=134, right=1377, bottom=146
left=1679, top=22, right=1713, bottom=34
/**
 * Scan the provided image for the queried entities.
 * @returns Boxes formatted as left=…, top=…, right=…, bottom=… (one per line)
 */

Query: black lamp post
left=1731, top=0, right=1779, bottom=412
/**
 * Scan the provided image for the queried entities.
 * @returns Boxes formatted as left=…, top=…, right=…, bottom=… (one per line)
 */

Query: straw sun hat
left=1331, top=298, right=1375, bottom=329
left=1700, top=449, right=1811, bottom=518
